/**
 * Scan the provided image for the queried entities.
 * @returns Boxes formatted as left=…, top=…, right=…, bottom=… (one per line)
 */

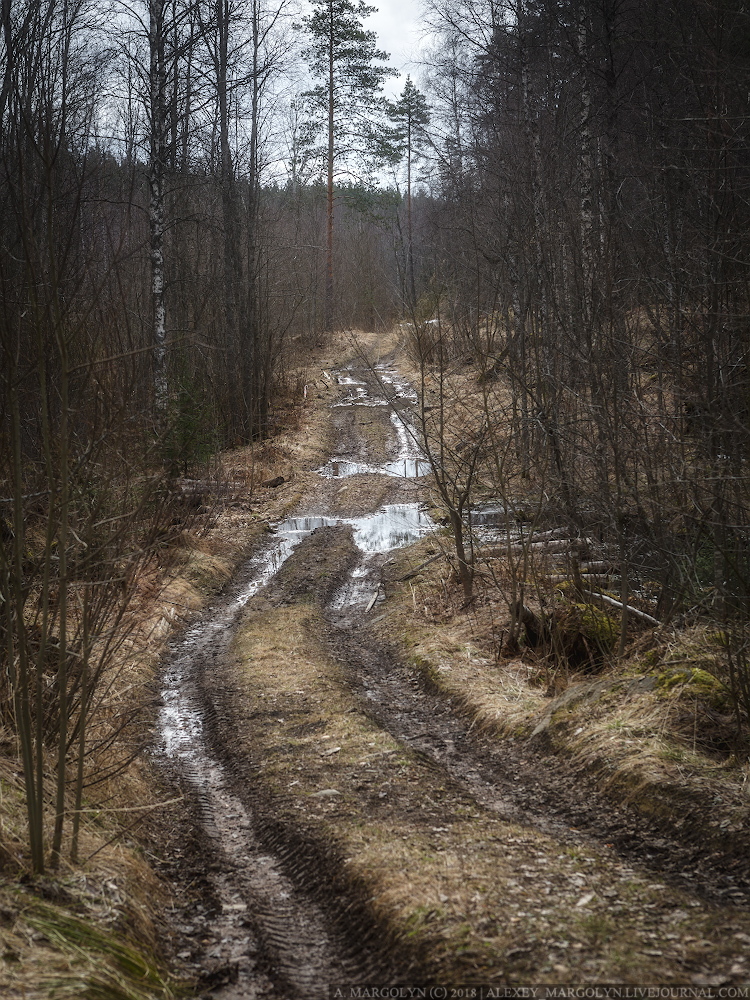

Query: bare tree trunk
left=218, top=0, right=238, bottom=352
left=325, top=0, right=334, bottom=332
left=406, top=116, right=416, bottom=307
left=244, top=0, right=261, bottom=437
left=149, top=0, right=168, bottom=423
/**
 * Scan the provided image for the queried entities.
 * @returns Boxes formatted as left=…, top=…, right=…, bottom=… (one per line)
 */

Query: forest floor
left=2, top=328, right=750, bottom=998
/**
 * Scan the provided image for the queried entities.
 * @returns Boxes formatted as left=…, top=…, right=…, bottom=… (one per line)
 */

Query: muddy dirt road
left=154, top=344, right=750, bottom=998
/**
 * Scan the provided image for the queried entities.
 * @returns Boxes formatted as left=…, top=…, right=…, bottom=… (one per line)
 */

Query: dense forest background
left=1, top=0, right=750, bottom=869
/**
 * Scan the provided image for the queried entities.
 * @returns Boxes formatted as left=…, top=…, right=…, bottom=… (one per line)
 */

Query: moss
left=576, top=603, right=619, bottom=649
left=655, top=669, right=686, bottom=693
left=689, top=666, right=727, bottom=697
left=655, top=665, right=730, bottom=710
left=708, top=631, right=730, bottom=649
left=546, top=601, right=619, bottom=671
left=641, top=648, right=661, bottom=669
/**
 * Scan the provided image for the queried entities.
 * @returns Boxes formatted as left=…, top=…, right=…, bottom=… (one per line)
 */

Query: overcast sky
left=364, top=0, right=430, bottom=98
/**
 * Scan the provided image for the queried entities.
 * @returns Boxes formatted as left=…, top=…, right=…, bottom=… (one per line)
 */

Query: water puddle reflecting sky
left=227, top=503, right=434, bottom=610
left=159, top=503, right=432, bottom=760
left=277, top=504, right=433, bottom=555
left=319, top=457, right=428, bottom=479
left=319, top=363, right=426, bottom=479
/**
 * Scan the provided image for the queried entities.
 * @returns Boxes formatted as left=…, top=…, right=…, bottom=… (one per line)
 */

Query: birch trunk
left=149, top=0, right=168, bottom=423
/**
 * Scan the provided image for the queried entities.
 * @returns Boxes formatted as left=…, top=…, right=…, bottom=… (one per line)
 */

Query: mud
left=153, top=349, right=750, bottom=997
left=153, top=356, right=434, bottom=997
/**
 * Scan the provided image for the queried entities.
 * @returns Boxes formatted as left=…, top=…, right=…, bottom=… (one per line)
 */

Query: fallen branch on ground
left=583, top=589, right=660, bottom=627
left=398, top=552, right=446, bottom=581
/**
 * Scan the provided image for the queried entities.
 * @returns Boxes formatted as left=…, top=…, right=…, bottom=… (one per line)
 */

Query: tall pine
left=388, top=76, right=431, bottom=306
left=301, top=0, right=394, bottom=330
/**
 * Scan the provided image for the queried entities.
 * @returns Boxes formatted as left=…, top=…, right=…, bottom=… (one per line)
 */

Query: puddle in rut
left=331, top=365, right=416, bottom=409
left=156, top=505, right=434, bottom=990
left=319, top=456, right=428, bottom=479
left=274, top=504, right=433, bottom=556
left=156, top=364, right=431, bottom=993
left=160, top=504, right=433, bottom=761
left=157, top=512, right=420, bottom=993
left=320, top=362, right=425, bottom=479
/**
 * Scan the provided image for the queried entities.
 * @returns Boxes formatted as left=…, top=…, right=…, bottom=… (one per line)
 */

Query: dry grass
left=0, top=328, right=358, bottom=997
left=375, top=535, right=750, bottom=860
left=0, top=743, right=185, bottom=999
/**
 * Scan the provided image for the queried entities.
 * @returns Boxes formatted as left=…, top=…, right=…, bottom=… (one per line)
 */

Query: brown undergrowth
left=0, top=331, right=357, bottom=997
left=376, top=534, right=750, bottom=865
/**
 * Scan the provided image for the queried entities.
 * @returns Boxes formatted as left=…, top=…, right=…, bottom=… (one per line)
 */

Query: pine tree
left=388, top=76, right=431, bottom=306
left=301, top=0, right=395, bottom=331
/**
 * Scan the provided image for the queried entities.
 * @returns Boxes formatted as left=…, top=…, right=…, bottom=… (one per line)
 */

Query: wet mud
left=153, top=351, right=750, bottom=996
left=154, top=355, right=433, bottom=997
left=326, top=619, right=750, bottom=908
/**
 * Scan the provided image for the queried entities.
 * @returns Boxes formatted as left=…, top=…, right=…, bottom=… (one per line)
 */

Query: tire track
left=325, top=610, right=750, bottom=910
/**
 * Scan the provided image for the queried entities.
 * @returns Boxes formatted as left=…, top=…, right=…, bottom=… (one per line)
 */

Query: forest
left=1, top=0, right=750, bottom=995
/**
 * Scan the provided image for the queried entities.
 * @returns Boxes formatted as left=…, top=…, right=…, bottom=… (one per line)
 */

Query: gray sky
left=364, top=0, right=428, bottom=98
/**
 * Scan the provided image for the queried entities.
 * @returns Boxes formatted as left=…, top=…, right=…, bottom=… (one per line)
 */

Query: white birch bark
left=149, top=0, right=168, bottom=422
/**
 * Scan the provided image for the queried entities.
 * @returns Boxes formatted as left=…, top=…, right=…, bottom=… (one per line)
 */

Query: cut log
left=548, top=573, right=610, bottom=585
left=510, top=538, right=591, bottom=556
left=526, top=527, right=571, bottom=543
left=580, top=561, right=616, bottom=574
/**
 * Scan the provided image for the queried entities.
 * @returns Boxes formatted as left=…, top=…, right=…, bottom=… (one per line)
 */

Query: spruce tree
left=301, top=0, right=395, bottom=331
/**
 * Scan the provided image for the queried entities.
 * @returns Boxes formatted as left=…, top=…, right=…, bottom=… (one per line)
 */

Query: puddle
left=160, top=503, right=433, bottom=756
left=459, top=503, right=530, bottom=547
left=351, top=504, right=432, bottom=551
left=332, top=387, right=370, bottom=405
left=331, top=364, right=416, bottom=408
left=469, top=506, right=508, bottom=528
left=160, top=503, right=433, bottom=764
left=276, top=504, right=433, bottom=555
left=374, top=363, right=418, bottom=404
left=158, top=607, right=348, bottom=997
left=319, top=457, right=428, bottom=479
left=320, top=363, right=426, bottom=479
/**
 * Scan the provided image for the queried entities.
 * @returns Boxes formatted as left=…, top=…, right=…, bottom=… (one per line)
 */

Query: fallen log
left=398, top=552, right=445, bottom=581
left=580, top=561, right=616, bottom=574
left=583, top=589, right=660, bottom=627
left=510, top=538, right=592, bottom=556
left=525, top=527, right=571, bottom=543
left=548, top=573, right=610, bottom=585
